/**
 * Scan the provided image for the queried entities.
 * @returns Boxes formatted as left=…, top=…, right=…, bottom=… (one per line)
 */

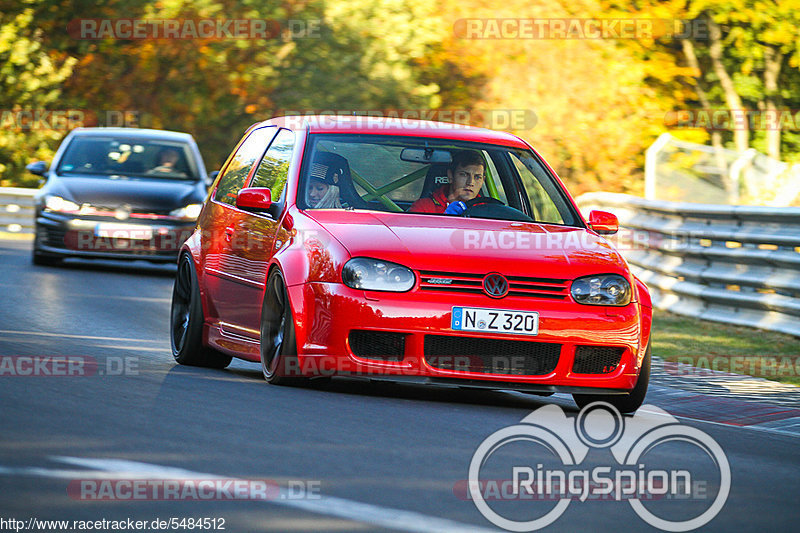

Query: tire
left=170, top=253, right=232, bottom=369
left=32, top=249, right=61, bottom=266
left=32, top=224, right=62, bottom=266
left=260, top=268, right=304, bottom=385
left=573, top=344, right=650, bottom=414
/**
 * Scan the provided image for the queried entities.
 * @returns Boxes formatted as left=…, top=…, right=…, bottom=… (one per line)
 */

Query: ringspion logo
left=467, top=403, right=730, bottom=531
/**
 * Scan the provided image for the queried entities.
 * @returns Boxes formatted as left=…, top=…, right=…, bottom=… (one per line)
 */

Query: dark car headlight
left=44, top=195, right=80, bottom=213
left=342, top=258, right=415, bottom=292
left=571, top=274, right=631, bottom=306
left=170, top=203, right=203, bottom=220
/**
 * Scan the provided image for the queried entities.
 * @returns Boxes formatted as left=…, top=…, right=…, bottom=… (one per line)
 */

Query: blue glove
left=444, top=200, right=467, bottom=215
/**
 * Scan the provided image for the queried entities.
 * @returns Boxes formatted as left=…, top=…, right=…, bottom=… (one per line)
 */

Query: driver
left=408, top=150, right=485, bottom=214
left=147, top=147, right=183, bottom=175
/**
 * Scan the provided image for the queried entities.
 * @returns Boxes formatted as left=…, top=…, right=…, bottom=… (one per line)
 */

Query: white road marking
left=0, top=330, right=162, bottom=343
left=91, top=344, right=166, bottom=352
left=0, top=457, right=500, bottom=533
left=78, top=294, right=171, bottom=303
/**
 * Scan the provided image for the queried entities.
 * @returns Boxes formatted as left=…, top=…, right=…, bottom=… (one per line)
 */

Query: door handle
left=224, top=226, right=234, bottom=242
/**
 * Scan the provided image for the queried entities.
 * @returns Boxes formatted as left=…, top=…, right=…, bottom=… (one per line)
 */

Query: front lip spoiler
left=34, top=243, right=178, bottom=262
left=333, top=373, right=631, bottom=395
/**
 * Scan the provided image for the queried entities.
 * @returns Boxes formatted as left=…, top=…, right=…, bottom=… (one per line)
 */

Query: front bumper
left=287, top=281, right=646, bottom=392
left=34, top=211, right=195, bottom=262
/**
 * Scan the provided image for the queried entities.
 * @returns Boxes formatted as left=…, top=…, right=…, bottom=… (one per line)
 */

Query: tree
left=604, top=0, right=800, bottom=161
left=0, top=4, right=76, bottom=187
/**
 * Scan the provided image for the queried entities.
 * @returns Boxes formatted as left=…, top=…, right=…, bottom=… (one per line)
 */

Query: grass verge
left=651, top=310, right=800, bottom=386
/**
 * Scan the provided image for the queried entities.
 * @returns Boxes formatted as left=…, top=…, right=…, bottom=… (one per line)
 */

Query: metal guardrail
left=576, top=192, right=800, bottom=338
left=0, top=187, right=36, bottom=236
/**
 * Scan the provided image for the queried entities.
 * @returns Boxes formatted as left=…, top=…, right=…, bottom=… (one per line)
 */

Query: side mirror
left=26, top=161, right=48, bottom=176
left=205, top=170, right=219, bottom=189
left=236, top=187, right=272, bottom=212
left=588, top=210, right=618, bottom=235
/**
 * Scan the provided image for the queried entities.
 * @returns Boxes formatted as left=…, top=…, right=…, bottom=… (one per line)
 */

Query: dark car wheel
left=32, top=249, right=62, bottom=266
left=170, top=253, right=231, bottom=369
left=260, top=269, right=304, bottom=385
left=573, top=344, right=650, bottom=414
left=32, top=229, right=62, bottom=266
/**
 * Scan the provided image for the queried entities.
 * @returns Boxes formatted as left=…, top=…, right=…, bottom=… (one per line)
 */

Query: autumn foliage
left=1, top=0, right=798, bottom=195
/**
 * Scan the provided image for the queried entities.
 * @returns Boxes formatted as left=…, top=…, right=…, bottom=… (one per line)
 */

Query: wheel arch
left=634, top=275, right=653, bottom=367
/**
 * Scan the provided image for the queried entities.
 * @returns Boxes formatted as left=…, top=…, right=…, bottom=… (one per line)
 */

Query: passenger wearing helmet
left=306, top=152, right=344, bottom=209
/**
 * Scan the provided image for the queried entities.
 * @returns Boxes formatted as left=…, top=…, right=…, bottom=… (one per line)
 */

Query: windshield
left=299, top=134, right=580, bottom=226
left=57, top=136, right=200, bottom=180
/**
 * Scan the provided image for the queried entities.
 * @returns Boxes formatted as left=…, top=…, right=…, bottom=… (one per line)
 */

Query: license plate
left=451, top=307, right=539, bottom=336
left=94, top=223, right=153, bottom=240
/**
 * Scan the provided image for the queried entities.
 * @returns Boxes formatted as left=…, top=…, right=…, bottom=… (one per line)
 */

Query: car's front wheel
left=31, top=225, right=62, bottom=266
left=32, top=249, right=61, bottom=266
left=260, top=268, right=304, bottom=385
left=573, top=344, right=650, bottom=414
left=170, top=253, right=231, bottom=369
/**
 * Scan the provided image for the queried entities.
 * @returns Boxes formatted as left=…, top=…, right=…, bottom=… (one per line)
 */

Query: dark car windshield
left=57, top=136, right=200, bottom=180
left=299, top=134, right=580, bottom=226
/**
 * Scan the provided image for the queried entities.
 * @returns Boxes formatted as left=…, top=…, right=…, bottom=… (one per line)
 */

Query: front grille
left=418, top=270, right=569, bottom=299
left=83, top=204, right=174, bottom=216
left=572, top=346, right=624, bottom=374
left=424, top=335, right=561, bottom=375
left=349, top=330, right=406, bottom=361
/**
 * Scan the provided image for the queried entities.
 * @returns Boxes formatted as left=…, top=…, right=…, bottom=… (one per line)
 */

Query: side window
left=250, top=128, right=295, bottom=201
left=213, top=127, right=276, bottom=205
left=481, top=150, right=507, bottom=204
left=510, top=153, right=564, bottom=224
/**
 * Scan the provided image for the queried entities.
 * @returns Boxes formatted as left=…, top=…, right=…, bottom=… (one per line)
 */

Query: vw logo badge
left=483, top=273, right=509, bottom=298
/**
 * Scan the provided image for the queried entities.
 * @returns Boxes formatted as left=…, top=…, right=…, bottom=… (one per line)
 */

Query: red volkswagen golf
left=170, top=116, right=652, bottom=412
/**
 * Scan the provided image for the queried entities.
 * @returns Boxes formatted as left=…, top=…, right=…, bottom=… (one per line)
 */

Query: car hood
left=46, top=174, right=202, bottom=211
left=306, top=210, right=629, bottom=279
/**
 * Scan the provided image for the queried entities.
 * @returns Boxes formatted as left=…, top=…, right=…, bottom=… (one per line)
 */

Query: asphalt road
left=0, top=238, right=798, bottom=532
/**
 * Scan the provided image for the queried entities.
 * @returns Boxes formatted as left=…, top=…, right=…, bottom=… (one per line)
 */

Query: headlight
left=342, top=258, right=415, bottom=292
left=170, top=203, right=203, bottom=220
left=571, top=274, right=631, bottom=306
left=44, top=195, right=80, bottom=213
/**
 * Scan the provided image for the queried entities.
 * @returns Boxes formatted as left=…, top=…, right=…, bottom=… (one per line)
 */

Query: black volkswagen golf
left=28, top=128, right=210, bottom=265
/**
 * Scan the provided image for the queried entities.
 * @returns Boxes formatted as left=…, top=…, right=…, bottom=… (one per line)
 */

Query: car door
left=203, top=126, right=277, bottom=333
left=224, top=128, right=297, bottom=334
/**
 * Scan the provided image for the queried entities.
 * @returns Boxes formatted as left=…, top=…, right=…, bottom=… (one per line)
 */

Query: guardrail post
left=644, top=133, right=673, bottom=201
left=728, top=149, right=757, bottom=204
